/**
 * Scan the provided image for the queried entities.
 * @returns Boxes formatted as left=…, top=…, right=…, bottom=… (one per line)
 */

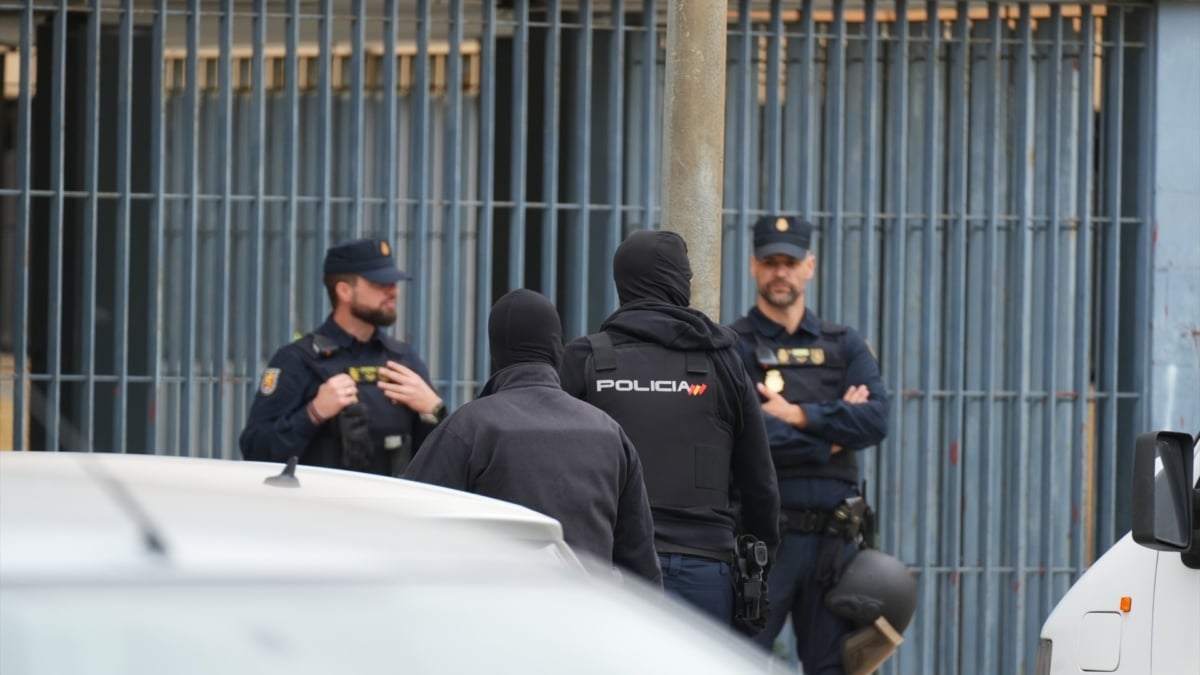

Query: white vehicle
left=1037, top=431, right=1199, bottom=674
left=0, top=452, right=784, bottom=675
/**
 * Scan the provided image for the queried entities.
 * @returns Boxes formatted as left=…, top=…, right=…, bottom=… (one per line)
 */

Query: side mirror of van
left=1131, top=430, right=1196, bottom=551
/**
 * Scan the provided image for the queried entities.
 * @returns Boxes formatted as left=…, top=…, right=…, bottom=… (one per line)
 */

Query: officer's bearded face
left=348, top=279, right=399, bottom=327
left=753, top=254, right=812, bottom=309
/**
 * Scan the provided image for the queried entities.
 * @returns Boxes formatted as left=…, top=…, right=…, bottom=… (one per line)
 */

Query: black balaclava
left=612, top=230, right=693, bottom=307
left=488, top=288, right=564, bottom=371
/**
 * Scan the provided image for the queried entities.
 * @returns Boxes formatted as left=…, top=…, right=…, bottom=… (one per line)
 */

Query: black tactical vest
left=731, top=317, right=858, bottom=483
left=583, top=332, right=734, bottom=509
left=291, top=333, right=416, bottom=477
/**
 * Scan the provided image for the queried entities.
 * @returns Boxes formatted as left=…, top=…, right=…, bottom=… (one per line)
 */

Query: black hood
left=604, top=230, right=735, bottom=351
left=489, top=289, right=564, bottom=371
left=613, top=230, right=692, bottom=307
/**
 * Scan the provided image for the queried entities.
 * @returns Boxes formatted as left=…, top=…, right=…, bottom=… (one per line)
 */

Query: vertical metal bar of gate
left=383, top=0, right=398, bottom=244
left=1010, top=7, right=1035, bottom=669
left=602, top=0, right=625, bottom=314
left=284, top=0, right=300, bottom=338
left=1131, top=7, right=1154, bottom=503
left=945, top=4, right=970, bottom=668
left=916, top=1, right=940, bottom=668
left=823, top=0, right=846, bottom=318
left=640, top=0, right=656, bottom=232
left=350, top=0, right=366, bottom=238
left=216, top=0, right=236, bottom=457
left=316, top=0, right=333, bottom=323
left=978, top=5, right=1002, bottom=672
left=1071, top=5, right=1096, bottom=577
left=475, top=0, right=496, bottom=375
left=150, top=0, right=167, bottom=452
left=1098, top=8, right=1125, bottom=549
left=82, top=0, right=102, bottom=450
left=179, top=0, right=201, bottom=456
left=858, top=0, right=879, bottom=341
left=249, top=0, right=266, bottom=406
left=410, top=0, right=432, bottom=352
left=728, top=0, right=751, bottom=317
left=46, top=0, right=68, bottom=451
left=114, top=0, right=134, bottom=452
left=13, top=0, right=33, bottom=451
left=508, top=0, right=529, bottom=289
left=1039, top=4, right=1064, bottom=619
left=541, top=0, right=561, bottom=301
left=443, top=0, right=465, bottom=406
left=798, top=0, right=814, bottom=226
left=565, top=0, right=593, bottom=338
left=883, top=0, right=909, bottom=555
left=764, top=0, right=783, bottom=218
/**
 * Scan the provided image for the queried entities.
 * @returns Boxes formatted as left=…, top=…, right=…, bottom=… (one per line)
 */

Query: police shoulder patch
left=260, top=368, right=281, bottom=395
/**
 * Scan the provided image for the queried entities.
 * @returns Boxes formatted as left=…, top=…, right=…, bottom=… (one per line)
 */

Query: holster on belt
left=814, top=496, right=868, bottom=588
left=732, top=534, right=770, bottom=636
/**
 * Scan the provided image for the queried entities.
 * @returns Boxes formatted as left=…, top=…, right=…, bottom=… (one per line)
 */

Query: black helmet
left=824, top=549, right=918, bottom=633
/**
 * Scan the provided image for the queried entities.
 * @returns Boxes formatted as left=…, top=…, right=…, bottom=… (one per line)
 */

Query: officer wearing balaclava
left=559, top=230, right=781, bottom=632
left=405, top=289, right=661, bottom=585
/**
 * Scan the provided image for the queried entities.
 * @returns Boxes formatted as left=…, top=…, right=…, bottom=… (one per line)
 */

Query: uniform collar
left=317, top=315, right=385, bottom=349
left=748, top=305, right=823, bottom=339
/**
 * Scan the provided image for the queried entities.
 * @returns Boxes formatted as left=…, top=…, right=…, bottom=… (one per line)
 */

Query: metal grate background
left=0, top=2, right=1158, bottom=673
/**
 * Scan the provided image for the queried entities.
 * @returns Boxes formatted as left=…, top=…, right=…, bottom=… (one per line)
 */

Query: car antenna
left=264, top=456, right=301, bottom=488
left=82, top=460, right=168, bottom=557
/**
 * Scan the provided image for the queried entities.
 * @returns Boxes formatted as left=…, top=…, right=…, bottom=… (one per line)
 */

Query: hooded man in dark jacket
left=559, top=230, right=780, bottom=631
left=405, top=289, right=661, bottom=586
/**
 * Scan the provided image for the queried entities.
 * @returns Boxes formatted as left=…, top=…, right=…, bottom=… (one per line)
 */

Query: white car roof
left=1, top=453, right=783, bottom=674
left=0, top=452, right=575, bottom=579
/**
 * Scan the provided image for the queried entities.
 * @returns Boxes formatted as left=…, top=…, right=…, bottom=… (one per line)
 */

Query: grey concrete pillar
left=661, top=0, right=726, bottom=319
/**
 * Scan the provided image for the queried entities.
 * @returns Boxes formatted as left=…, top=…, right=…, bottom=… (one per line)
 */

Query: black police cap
left=323, top=238, right=411, bottom=284
left=753, top=216, right=813, bottom=260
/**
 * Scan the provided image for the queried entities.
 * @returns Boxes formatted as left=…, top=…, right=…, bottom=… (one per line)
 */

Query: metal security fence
left=715, top=4, right=1154, bottom=673
left=0, top=2, right=1155, bottom=674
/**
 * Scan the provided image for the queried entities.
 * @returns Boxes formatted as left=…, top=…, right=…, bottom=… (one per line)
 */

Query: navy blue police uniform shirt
left=238, top=315, right=439, bottom=466
left=732, top=307, right=888, bottom=511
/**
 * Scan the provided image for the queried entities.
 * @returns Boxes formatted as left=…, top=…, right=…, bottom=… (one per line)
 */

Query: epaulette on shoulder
left=729, top=317, right=755, bottom=335
left=310, top=333, right=340, bottom=356
left=377, top=332, right=410, bottom=358
left=820, top=320, right=848, bottom=336
left=286, top=332, right=338, bottom=359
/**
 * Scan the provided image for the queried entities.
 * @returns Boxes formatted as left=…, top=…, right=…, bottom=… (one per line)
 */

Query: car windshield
left=1, top=578, right=772, bottom=675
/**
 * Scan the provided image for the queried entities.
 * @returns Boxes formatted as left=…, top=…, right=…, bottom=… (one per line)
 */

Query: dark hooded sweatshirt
left=405, top=289, right=662, bottom=585
left=560, top=231, right=781, bottom=558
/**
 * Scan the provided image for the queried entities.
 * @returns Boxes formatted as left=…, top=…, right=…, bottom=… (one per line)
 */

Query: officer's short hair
left=324, top=273, right=357, bottom=306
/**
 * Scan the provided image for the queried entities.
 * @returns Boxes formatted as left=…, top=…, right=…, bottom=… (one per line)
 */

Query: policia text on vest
left=595, top=379, right=709, bottom=395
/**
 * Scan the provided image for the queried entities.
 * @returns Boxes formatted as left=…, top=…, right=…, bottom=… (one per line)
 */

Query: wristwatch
left=419, top=401, right=446, bottom=426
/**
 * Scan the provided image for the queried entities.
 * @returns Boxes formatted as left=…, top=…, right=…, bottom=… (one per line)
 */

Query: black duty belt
left=782, top=509, right=830, bottom=534
left=655, top=539, right=733, bottom=564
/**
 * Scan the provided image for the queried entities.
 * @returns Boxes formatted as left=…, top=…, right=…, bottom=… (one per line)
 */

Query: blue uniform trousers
left=753, top=532, right=859, bottom=675
left=659, top=553, right=734, bottom=627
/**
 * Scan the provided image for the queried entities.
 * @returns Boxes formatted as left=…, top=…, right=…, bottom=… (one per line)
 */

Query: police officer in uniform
left=239, top=239, right=447, bottom=476
left=731, top=217, right=888, bottom=673
left=406, top=289, right=661, bottom=585
left=559, top=230, right=780, bottom=630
